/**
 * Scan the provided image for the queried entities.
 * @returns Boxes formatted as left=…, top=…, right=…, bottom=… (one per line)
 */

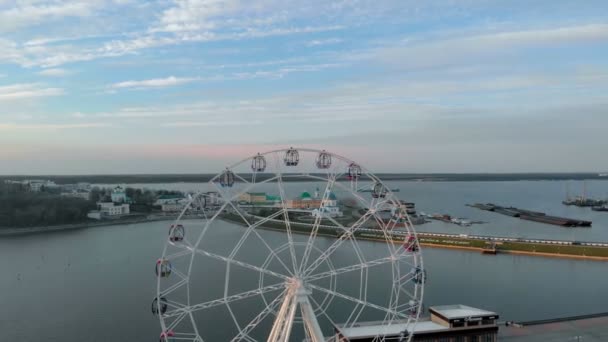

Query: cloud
left=162, top=120, right=263, bottom=127
left=110, top=76, right=199, bottom=89
left=37, top=68, right=71, bottom=76
left=0, top=83, right=64, bottom=101
left=376, top=23, right=608, bottom=70
left=0, top=123, right=110, bottom=131
left=0, top=1, right=99, bottom=32
left=306, top=38, right=343, bottom=47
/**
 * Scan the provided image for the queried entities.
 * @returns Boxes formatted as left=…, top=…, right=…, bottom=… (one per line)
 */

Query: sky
left=0, top=0, right=607, bottom=174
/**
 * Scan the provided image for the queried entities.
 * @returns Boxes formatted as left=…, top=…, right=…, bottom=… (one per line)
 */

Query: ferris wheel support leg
left=268, top=286, right=297, bottom=342
left=298, top=288, right=325, bottom=342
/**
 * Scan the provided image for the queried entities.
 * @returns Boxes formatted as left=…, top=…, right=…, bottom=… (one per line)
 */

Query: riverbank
left=0, top=215, right=176, bottom=236
left=220, top=213, right=608, bottom=261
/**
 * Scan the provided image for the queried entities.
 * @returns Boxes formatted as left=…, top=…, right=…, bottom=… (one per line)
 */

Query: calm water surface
left=2, top=180, right=608, bottom=341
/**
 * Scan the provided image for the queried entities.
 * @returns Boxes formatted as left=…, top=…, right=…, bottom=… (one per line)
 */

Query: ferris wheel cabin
left=347, top=163, right=362, bottom=180
left=284, top=147, right=299, bottom=166
left=251, top=153, right=267, bottom=172
left=155, top=259, right=172, bottom=278
left=168, top=224, right=185, bottom=242
left=151, top=296, right=168, bottom=316
left=219, top=168, right=235, bottom=187
left=316, top=150, right=332, bottom=169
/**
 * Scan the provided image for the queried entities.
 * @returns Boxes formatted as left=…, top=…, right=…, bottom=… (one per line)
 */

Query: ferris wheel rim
left=156, top=148, right=424, bottom=342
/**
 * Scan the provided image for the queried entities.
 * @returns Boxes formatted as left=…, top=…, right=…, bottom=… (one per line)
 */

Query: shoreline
left=0, top=215, right=177, bottom=236
left=219, top=214, right=608, bottom=261
left=4, top=214, right=608, bottom=261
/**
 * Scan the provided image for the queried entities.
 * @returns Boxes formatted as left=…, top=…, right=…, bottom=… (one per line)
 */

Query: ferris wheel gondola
left=284, top=147, right=299, bottom=166
left=219, top=168, right=235, bottom=187
left=252, top=153, right=267, bottom=172
left=316, top=150, right=332, bottom=169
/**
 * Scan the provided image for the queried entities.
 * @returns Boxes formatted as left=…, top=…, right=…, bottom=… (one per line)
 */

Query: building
left=286, top=191, right=323, bottom=209
left=238, top=192, right=268, bottom=204
left=238, top=192, right=282, bottom=206
left=154, top=194, right=186, bottom=206
left=96, top=202, right=130, bottom=217
left=60, top=189, right=91, bottom=200
left=111, top=186, right=127, bottom=203
left=334, top=304, right=499, bottom=341
left=160, top=198, right=189, bottom=212
left=25, top=179, right=57, bottom=192
left=161, top=203, right=187, bottom=212
left=205, top=191, right=221, bottom=207
left=312, top=189, right=343, bottom=218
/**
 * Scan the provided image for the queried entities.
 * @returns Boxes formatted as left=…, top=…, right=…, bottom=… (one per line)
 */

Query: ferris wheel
left=153, top=148, right=424, bottom=342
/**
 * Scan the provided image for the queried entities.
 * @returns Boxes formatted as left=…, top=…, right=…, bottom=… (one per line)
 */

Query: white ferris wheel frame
left=155, top=147, right=425, bottom=342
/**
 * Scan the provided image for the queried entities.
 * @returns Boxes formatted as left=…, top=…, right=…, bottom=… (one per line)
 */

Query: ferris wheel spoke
left=323, top=213, right=368, bottom=266
left=305, top=256, right=396, bottom=282
left=194, top=248, right=290, bottom=281
left=307, top=283, right=408, bottom=319
left=160, top=278, right=189, bottom=297
left=298, top=173, right=338, bottom=274
left=272, top=154, right=300, bottom=274
left=308, top=295, right=341, bottom=334
left=232, top=172, right=251, bottom=184
left=302, top=209, right=376, bottom=277
left=230, top=288, right=288, bottom=342
left=222, top=203, right=294, bottom=275
left=165, top=248, right=195, bottom=260
left=163, top=283, right=286, bottom=319
left=165, top=311, right=189, bottom=332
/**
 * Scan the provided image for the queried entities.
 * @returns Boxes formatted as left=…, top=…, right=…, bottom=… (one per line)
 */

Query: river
left=1, top=180, right=608, bottom=341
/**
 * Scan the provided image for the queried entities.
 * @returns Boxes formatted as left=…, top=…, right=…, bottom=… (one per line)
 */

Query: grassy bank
left=220, top=213, right=608, bottom=260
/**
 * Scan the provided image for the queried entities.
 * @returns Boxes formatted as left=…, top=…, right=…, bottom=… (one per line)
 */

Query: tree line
left=0, top=183, right=95, bottom=228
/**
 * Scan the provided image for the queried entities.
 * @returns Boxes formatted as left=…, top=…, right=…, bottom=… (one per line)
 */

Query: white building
left=161, top=202, right=187, bottom=212
left=61, top=190, right=91, bottom=200
left=97, top=202, right=130, bottom=216
left=154, top=194, right=185, bottom=206
left=111, top=186, right=127, bottom=203
left=27, top=180, right=57, bottom=192
left=312, top=190, right=343, bottom=218
left=205, top=191, right=221, bottom=207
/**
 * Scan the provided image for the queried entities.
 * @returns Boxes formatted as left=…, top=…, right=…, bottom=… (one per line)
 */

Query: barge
left=468, top=203, right=592, bottom=227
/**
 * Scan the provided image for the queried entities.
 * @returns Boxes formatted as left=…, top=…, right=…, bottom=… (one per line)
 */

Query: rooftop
left=430, top=304, right=497, bottom=320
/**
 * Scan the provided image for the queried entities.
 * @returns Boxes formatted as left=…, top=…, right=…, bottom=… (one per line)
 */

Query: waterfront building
left=312, top=189, right=343, bottom=218
left=286, top=191, right=323, bottom=209
left=160, top=198, right=189, bottom=212
left=205, top=191, right=221, bottom=207
left=60, top=189, right=91, bottom=200
left=237, top=192, right=282, bottom=206
left=111, top=186, right=127, bottom=203
left=154, top=194, right=186, bottom=206
left=26, top=179, right=57, bottom=192
left=96, top=201, right=130, bottom=217
left=238, top=192, right=268, bottom=204
left=334, top=304, right=499, bottom=341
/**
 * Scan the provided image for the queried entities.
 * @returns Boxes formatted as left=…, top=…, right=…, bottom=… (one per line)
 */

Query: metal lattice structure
left=155, top=148, right=424, bottom=341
